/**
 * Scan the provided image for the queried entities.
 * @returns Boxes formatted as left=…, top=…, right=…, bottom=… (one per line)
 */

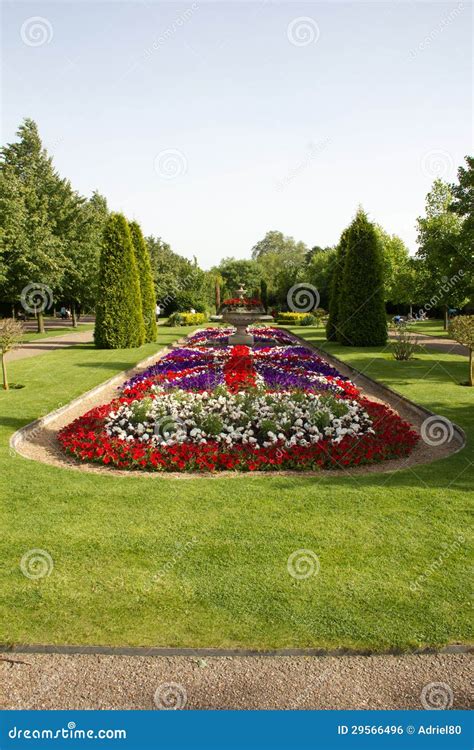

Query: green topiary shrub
left=129, top=221, right=157, bottom=343
left=326, top=230, right=349, bottom=341
left=94, top=213, right=145, bottom=349
left=338, top=210, right=387, bottom=347
left=300, top=313, right=316, bottom=326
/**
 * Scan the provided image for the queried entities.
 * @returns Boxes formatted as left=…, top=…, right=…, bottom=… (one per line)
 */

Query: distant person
left=60, top=306, right=67, bottom=320
left=155, top=303, right=161, bottom=320
left=190, top=308, right=196, bottom=314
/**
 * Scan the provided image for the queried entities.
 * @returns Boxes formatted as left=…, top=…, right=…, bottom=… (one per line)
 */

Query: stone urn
left=217, top=283, right=273, bottom=345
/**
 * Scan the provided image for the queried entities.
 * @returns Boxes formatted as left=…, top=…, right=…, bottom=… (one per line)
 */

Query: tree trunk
left=71, top=302, right=77, bottom=328
left=37, top=311, right=45, bottom=334
left=215, top=282, right=221, bottom=312
left=409, top=304, right=413, bottom=318
left=469, top=349, right=473, bottom=387
left=11, top=304, right=15, bottom=319
left=1, top=353, right=8, bottom=390
left=443, top=305, right=448, bottom=331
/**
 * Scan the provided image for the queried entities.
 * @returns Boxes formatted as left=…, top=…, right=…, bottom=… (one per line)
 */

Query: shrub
left=0, top=318, right=24, bottom=390
left=391, top=324, right=418, bottom=361
left=174, top=291, right=207, bottom=313
left=449, top=315, right=474, bottom=385
left=166, top=312, right=208, bottom=327
left=338, top=210, right=387, bottom=347
left=129, top=221, right=157, bottom=343
left=326, top=230, right=349, bottom=341
left=94, top=213, right=145, bottom=349
left=276, top=312, right=318, bottom=326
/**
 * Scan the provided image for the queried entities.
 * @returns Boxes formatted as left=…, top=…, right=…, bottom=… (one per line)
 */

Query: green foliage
left=129, top=221, right=157, bottom=343
left=0, top=317, right=24, bottom=389
left=338, top=210, right=387, bottom=346
left=146, top=236, right=211, bottom=314
left=374, top=226, right=410, bottom=303
left=214, top=257, right=262, bottom=299
left=260, top=279, right=268, bottom=312
left=94, top=213, right=145, bottom=349
left=450, top=314, right=474, bottom=385
left=277, top=311, right=318, bottom=326
left=306, top=247, right=337, bottom=310
left=326, top=229, right=349, bottom=341
left=166, top=311, right=208, bottom=327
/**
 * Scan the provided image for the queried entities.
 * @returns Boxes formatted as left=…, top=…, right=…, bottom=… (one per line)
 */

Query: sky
left=2, top=0, right=472, bottom=268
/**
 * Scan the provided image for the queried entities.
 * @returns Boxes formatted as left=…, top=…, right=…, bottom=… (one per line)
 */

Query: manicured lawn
left=0, top=326, right=472, bottom=651
left=21, top=323, right=95, bottom=342
left=406, top=319, right=451, bottom=339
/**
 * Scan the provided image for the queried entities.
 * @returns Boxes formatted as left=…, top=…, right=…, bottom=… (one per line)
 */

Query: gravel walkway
left=388, top=331, right=468, bottom=357
left=0, top=653, right=471, bottom=710
left=10, top=329, right=94, bottom=361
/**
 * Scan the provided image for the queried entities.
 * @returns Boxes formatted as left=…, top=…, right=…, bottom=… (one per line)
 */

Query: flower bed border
left=10, top=327, right=466, bottom=478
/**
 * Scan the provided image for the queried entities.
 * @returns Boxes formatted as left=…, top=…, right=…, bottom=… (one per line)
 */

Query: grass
left=405, top=319, right=451, bottom=339
left=21, top=323, right=94, bottom=342
left=0, top=325, right=472, bottom=651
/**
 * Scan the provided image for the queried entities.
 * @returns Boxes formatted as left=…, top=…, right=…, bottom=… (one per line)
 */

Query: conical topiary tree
left=94, top=213, right=145, bottom=349
left=338, top=210, right=387, bottom=347
left=129, top=221, right=157, bottom=342
left=326, top=228, right=349, bottom=341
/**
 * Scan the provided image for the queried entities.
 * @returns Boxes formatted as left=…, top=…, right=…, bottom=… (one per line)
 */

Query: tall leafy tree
left=338, top=210, right=387, bottom=346
left=129, top=221, right=157, bottom=342
left=416, top=180, right=469, bottom=328
left=1, top=119, right=66, bottom=331
left=326, top=230, right=349, bottom=341
left=94, top=214, right=145, bottom=349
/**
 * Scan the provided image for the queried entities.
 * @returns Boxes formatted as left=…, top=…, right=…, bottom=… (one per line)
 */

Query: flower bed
left=58, top=327, right=419, bottom=473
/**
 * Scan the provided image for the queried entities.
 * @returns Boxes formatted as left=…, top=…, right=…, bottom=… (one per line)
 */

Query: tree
left=252, top=230, right=308, bottom=307
left=260, top=279, right=268, bottom=311
left=338, top=210, right=387, bottom=346
left=0, top=318, right=23, bottom=390
left=215, top=258, right=262, bottom=299
left=61, top=191, right=108, bottom=326
left=451, top=156, right=474, bottom=246
left=416, top=180, right=470, bottom=329
left=449, top=315, right=474, bottom=386
left=1, top=120, right=66, bottom=332
left=146, top=236, right=210, bottom=314
left=129, top=221, right=157, bottom=342
left=374, top=226, right=411, bottom=303
left=306, top=246, right=337, bottom=311
left=326, top=230, right=349, bottom=341
left=94, top=214, right=145, bottom=349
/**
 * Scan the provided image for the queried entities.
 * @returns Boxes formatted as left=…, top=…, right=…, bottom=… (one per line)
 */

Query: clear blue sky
left=2, top=1, right=472, bottom=267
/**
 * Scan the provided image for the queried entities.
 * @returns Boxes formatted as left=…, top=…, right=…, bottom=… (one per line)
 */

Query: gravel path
left=10, top=329, right=94, bottom=361
left=388, top=331, right=468, bottom=357
left=0, top=653, right=471, bottom=710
